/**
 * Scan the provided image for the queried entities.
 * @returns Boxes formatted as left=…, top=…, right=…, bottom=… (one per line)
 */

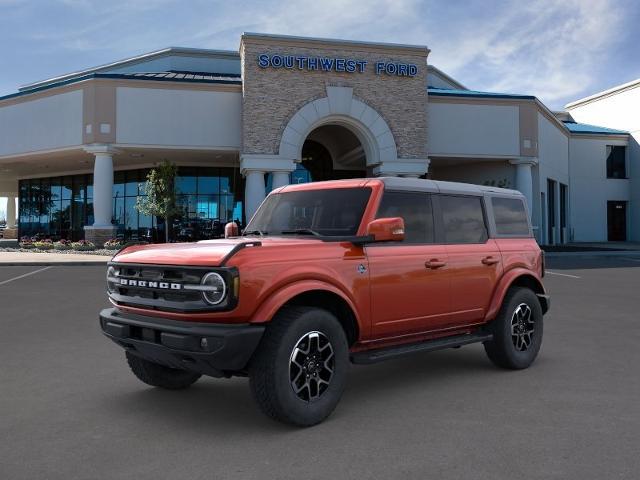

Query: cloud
left=2, top=0, right=634, bottom=108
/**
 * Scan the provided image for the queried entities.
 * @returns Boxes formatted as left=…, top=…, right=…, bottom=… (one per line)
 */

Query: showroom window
left=18, top=166, right=245, bottom=242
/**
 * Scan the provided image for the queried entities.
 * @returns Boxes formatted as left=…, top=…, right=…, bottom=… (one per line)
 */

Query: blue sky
left=1, top=0, right=639, bottom=216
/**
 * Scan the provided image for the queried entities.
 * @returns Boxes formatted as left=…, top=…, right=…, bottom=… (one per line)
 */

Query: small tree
left=136, top=161, right=181, bottom=243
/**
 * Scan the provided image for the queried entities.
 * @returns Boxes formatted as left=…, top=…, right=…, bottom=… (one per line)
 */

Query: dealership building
left=0, top=33, right=637, bottom=245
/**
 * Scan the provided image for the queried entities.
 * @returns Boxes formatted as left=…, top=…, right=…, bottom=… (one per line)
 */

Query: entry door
left=367, top=191, right=451, bottom=338
left=607, top=201, right=627, bottom=241
left=437, top=195, right=503, bottom=325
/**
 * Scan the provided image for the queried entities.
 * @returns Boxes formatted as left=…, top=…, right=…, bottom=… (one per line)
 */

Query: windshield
left=245, top=187, right=372, bottom=237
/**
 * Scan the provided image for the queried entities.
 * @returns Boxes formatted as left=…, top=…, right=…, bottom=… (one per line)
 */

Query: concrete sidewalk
left=0, top=251, right=112, bottom=266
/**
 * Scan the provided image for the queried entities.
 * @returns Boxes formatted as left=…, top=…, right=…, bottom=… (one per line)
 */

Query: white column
left=244, top=170, right=266, bottom=221
left=6, top=195, right=16, bottom=229
left=271, top=171, right=290, bottom=190
left=91, top=150, right=115, bottom=226
left=510, top=158, right=537, bottom=219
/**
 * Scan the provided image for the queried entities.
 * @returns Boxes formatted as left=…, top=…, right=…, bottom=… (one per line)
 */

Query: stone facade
left=240, top=34, right=429, bottom=162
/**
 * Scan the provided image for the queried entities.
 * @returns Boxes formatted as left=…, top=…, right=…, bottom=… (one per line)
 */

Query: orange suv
left=100, top=178, right=549, bottom=426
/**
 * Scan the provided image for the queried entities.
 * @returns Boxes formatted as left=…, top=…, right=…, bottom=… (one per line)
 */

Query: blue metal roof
left=427, top=87, right=535, bottom=100
left=562, top=121, right=628, bottom=135
left=0, top=71, right=242, bottom=102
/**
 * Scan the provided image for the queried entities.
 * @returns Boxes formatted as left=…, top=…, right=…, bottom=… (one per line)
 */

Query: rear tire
left=249, top=307, right=349, bottom=427
left=126, top=352, right=201, bottom=390
left=484, top=287, right=543, bottom=369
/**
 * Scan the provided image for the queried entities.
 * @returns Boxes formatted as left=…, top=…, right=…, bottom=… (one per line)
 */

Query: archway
left=299, top=124, right=367, bottom=182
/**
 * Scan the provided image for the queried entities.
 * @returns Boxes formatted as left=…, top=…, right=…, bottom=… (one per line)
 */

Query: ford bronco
left=100, top=177, right=549, bottom=426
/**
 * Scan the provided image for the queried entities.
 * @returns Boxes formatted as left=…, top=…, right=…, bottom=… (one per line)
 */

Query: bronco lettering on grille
left=119, top=278, right=182, bottom=290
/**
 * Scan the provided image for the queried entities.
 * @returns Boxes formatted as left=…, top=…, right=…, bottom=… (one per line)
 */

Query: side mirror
left=224, top=221, right=239, bottom=238
left=366, top=217, right=405, bottom=242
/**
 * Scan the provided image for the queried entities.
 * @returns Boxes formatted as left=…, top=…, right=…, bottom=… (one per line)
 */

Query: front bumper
left=99, top=308, right=265, bottom=377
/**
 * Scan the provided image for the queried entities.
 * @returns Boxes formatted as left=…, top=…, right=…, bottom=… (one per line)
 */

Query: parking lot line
left=545, top=270, right=581, bottom=279
left=0, top=266, right=52, bottom=286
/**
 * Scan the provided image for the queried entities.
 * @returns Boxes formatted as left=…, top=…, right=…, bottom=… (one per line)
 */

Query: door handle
left=481, top=256, right=500, bottom=266
left=425, top=259, right=446, bottom=269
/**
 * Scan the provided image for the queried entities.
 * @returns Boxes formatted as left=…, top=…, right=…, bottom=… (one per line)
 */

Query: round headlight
left=106, top=266, right=117, bottom=294
left=201, top=272, right=226, bottom=305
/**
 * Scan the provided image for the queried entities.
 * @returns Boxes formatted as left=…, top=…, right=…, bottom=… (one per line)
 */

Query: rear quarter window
left=492, top=197, right=530, bottom=236
left=440, top=195, right=488, bottom=244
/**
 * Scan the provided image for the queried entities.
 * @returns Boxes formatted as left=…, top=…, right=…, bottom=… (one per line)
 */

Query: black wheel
left=484, top=287, right=544, bottom=369
left=249, top=306, right=349, bottom=427
left=125, top=352, right=201, bottom=390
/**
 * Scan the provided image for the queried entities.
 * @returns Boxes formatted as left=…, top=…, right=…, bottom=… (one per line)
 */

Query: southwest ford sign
left=257, top=54, right=418, bottom=77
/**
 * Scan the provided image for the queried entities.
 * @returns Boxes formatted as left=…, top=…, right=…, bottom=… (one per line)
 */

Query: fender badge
left=357, top=264, right=367, bottom=274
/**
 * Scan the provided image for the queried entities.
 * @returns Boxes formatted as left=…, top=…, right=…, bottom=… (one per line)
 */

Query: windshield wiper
left=280, top=228, right=322, bottom=236
left=243, top=229, right=267, bottom=236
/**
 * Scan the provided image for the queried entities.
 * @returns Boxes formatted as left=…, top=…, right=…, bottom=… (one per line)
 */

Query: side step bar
left=350, top=332, right=493, bottom=365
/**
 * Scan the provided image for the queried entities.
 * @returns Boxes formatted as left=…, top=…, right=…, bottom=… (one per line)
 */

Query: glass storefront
left=19, top=166, right=245, bottom=242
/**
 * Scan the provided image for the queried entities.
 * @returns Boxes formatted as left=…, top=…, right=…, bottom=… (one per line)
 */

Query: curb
left=544, top=250, right=640, bottom=257
left=0, top=261, right=110, bottom=266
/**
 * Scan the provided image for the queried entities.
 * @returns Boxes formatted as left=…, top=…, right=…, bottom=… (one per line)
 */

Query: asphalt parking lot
left=1, top=256, right=639, bottom=480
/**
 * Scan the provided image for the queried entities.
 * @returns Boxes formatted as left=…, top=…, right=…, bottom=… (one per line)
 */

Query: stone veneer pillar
left=83, top=145, right=119, bottom=246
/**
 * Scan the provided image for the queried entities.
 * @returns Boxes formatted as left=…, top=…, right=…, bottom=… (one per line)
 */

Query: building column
left=241, top=154, right=296, bottom=221
left=244, top=170, right=266, bottom=221
left=510, top=158, right=538, bottom=218
left=6, top=195, right=16, bottom=229
left=271, top=171, right=290, bottom=190
left=84, top=145, right=119, bottom=245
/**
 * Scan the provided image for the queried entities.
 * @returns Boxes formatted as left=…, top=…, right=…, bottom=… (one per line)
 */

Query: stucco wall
left=116, top=87, right=242, bottom=148
left=569, top=136, right=630, bottom=242
left=0, top=90, right=83, bottom=156
left=568, top=86, right=639, bottom=241
left=427, top=102, right=520, bottom=156
left=241, top=37, right=428, bottom=160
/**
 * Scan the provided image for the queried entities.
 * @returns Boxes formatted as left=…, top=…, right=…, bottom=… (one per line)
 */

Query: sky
left=1, top=0, right=640, bottom=217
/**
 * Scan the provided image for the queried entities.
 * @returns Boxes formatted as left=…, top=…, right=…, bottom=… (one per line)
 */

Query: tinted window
left=606, top=145, right=626, bottom=178
left=492, top=197, right=530, bottom=236
left=376, top=191, right=434, bottom=243
left=246, top=188, right=371, bottom=236
left=440, top=195, right=487, bottom=244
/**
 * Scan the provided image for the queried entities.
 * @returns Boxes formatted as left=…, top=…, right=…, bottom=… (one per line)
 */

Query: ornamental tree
left=136, top=161, right=181, bottom=243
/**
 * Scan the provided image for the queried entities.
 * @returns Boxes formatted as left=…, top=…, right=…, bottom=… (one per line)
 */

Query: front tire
left=484, top=287, right=544, bottom=369
left=126, top=352, right=201, bottom=390
left=249, top=307, right=349, bottom=427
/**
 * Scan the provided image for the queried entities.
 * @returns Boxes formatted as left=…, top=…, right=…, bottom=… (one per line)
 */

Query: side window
left=492, top=197, right=530, bottom=236
left=376, top=191, right=434, bottom=243
left=440, top=195, right=488, bottom=244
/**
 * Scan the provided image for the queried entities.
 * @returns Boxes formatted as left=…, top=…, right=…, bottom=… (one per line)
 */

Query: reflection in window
left=18, top=166, right=245, bottom=242
left=441, top=195, right=488, bottom=244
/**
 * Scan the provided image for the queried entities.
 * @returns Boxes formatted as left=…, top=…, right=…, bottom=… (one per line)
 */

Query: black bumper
left=99, top=308, right=265, bottom=377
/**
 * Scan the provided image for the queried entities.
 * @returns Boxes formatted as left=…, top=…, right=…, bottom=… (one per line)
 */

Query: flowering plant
left=103, top=238, right=126, bottom=249
left=33, top=239, right=54, bottom=250
left=71, top=240, right=96, bottom=251
left=54, top=239, right=73, bottom=250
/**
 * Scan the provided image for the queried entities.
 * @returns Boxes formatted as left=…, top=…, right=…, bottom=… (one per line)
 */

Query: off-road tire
left=484, top=287, right=544, bottom=369
left=126, top=351, right=201, bottom=390
left=249, top=307, right=349, bottom=427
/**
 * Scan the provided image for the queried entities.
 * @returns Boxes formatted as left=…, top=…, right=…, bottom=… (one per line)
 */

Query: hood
left=111, top=236, right=323, bottom=267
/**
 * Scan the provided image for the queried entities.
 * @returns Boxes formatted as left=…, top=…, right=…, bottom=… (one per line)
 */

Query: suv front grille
left=107, top=263, right=236, bottom=313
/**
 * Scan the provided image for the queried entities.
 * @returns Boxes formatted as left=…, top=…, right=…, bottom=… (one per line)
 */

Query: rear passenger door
left=436, top=194, right=503, bottom=325
left=366, top=191, right=451, bottom=339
